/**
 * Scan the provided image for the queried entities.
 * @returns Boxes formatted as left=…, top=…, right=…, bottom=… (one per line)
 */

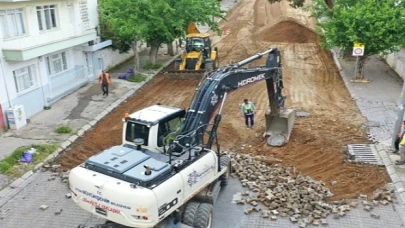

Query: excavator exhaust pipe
left=265, top=108, right=296, bottom=147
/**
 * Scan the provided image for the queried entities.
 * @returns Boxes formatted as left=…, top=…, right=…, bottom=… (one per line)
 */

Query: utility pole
left=391, top=81, right=405, bottom=150
left=354, top=56, right=359, bottom=79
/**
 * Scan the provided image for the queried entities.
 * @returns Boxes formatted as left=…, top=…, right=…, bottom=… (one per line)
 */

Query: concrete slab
left=68, top=135, right=79, bottom=143
left=60, top=140, right=71, bottom=150
left=77, top=129, right=85, bottom=137
left=387, top=165, right=397, bottom=175
left=81, top=124, right=91, bottom=132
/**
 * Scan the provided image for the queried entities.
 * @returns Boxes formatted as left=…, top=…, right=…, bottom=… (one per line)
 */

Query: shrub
left=55, top=125, right=72, bottom=134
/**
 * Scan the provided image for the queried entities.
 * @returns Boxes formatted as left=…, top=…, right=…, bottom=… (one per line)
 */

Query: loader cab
left=122, top=105, right=186, bottom=153
left=185, top=33, right=212, bottom=59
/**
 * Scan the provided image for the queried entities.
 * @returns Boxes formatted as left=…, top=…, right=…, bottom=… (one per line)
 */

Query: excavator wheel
left=219, top=156, right=231, bottom=186
left=182, top=202, right=213, bottom=228
left=173, top=58, right=182, bottom=70
left=205, top=59, right=214, bottom=73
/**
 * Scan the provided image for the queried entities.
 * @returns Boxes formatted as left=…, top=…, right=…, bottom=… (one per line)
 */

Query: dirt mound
left=259, top=20, right=318, bottom=43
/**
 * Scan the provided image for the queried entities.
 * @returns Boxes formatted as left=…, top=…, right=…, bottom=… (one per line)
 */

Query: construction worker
left=394, top=121, right=405, bottom=153
left=397, top=132, right=405, bottom=165
left=241, top=98, right=256, bottom=128
left=98, top=70, right=111, bottom=97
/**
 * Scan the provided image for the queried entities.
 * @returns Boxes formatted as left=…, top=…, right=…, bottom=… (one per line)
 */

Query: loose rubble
left=227, top=152, right=396, bottom=226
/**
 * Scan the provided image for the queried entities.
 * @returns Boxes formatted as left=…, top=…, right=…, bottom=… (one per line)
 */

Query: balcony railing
left=48, top=65, right=88, bottom=103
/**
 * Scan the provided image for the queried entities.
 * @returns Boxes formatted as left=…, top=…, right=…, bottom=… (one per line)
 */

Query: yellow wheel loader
left=167, top=23, right=219, bottom=80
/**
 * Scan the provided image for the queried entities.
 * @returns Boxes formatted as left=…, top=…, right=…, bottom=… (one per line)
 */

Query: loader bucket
left=164, top=70, right=207, bottom=80
left=265, top=108, right=296, bottom=147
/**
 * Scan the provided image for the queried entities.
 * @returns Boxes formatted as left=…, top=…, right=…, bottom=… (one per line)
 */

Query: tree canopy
left=267, top=0, right=305, bottom=8
left=311, top=0, right=405, bottom=56
left=99, top=0, right=224, bottom=65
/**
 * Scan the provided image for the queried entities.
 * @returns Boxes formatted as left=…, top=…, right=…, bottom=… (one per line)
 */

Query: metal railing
left=48, top=65, right=87, bottom=101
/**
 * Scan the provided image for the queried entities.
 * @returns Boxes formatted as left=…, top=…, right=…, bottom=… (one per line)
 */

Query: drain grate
left=347, top=144, right=383, bottom=165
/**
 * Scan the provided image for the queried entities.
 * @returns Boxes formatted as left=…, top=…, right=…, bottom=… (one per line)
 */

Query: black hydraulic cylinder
left=234, top=48, right=275, bottom=68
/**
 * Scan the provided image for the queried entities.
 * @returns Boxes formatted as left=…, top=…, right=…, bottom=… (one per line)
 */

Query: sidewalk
left=0, top=48, right=175, bottom=190
left=331, top=50, right=405, bottom=209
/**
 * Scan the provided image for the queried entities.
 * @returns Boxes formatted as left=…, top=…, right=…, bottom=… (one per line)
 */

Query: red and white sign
left=82, top=198, right=121, bottom=214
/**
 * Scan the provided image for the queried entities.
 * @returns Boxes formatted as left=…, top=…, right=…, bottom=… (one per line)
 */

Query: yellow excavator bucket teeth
left=265, top=108, right=296, bottom=147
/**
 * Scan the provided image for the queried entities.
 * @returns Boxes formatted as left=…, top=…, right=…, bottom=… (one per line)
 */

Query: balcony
left=2, top=24, right=97, bottom=61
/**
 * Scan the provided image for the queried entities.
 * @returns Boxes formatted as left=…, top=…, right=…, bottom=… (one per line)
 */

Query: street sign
left=352, top=43, right=365, bottom=56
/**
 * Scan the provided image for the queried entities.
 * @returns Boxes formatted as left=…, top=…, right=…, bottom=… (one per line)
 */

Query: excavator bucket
left=187, top=23, right=200, bottom=34
left=265, top=108, right=296, bottom=147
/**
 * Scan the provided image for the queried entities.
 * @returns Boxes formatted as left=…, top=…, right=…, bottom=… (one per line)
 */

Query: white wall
left=99, top=48, right=135, bottom=71
left=0, top=0, right=96, bottom=50
left=87, top=0, right=99, bottom=30
left=385, top=49, right=405, bottom=80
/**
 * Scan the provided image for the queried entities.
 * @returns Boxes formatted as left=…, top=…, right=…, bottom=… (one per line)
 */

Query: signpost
left=351, top=43, right=369, bottom=83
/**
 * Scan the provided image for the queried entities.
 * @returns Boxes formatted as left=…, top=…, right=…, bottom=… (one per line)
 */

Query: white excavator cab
left=122, top=104, right=186, bottom=152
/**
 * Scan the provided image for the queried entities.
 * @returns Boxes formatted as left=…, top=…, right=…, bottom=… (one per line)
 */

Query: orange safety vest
left=99, top=73, right=111, bottom=84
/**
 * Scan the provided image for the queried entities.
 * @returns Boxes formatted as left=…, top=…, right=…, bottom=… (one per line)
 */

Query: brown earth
left=58, top=0, right=389, bottom=201
left=259, top=20, right=319, bottom=43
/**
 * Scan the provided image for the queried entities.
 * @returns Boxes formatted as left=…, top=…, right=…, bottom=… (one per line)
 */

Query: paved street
left=214, top=179, right=404, bottom=228
left=1, top=1, right=405, bottom=228
left=336, top=54, right=405, bottom=186
left=0, top=173, right=404, bottom=228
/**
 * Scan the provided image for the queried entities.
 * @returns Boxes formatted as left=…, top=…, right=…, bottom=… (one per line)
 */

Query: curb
left=330, top=49, right=405, bottom=205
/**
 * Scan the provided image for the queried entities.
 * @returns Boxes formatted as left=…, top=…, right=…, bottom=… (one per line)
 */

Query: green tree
left=310, top=0, right=405, bottom=78
left=267, top=0, right=305, bottom=8
left=141, top=0, right=224, bottom=64
left=99, top=0, right=224, bottom=66
left=99, top=0, right=148, bottom=72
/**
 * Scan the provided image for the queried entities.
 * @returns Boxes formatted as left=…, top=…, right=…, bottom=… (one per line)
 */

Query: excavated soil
left=58, top=0, right=389, bottom=201
left=259, top=20, right=318, bottom=43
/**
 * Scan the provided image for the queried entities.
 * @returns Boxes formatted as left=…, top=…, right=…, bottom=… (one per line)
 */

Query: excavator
left=166, top=23, right=219, bottom=79
left=71, top=47, right=295, bottom=228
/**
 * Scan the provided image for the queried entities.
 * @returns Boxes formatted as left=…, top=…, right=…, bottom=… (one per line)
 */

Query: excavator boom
left=171, top=47, right=295, bottom=150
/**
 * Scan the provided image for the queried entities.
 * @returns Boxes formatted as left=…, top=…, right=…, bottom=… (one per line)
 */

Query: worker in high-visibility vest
left=394, top=121, right=405, bottom=153
left=99, top=70, right=111, bottom=97
left=240, top=98, right=256, bottom=129
left=396, top=134, right=405, bottom=165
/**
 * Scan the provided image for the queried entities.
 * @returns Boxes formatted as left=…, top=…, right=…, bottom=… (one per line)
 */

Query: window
left=157, top=117, right=182, bottom=147
left=46, top=52, right=68, bottom=75
left=125, top=122, right=150, bottom=146
left=0, top=9, right=26, bottom=38
left=13, top=65, right=36, bottom=93
left=36, top=5, right=57, bottom=31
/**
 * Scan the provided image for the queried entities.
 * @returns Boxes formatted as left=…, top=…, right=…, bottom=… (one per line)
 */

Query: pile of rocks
left=227, top=152, right=395, bottom=227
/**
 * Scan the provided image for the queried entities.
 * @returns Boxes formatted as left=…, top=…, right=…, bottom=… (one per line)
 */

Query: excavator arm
left=171, top=47, right=295, bottom=150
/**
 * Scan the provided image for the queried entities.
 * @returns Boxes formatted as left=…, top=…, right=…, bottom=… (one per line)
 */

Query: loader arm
left=174, top=48, right=291, bottom=149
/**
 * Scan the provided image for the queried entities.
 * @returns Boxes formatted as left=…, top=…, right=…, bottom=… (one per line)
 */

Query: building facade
left=0, top=0, right=115, bottom=130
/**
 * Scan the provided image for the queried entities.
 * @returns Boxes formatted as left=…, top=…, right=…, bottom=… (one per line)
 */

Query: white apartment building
left=0, top=0, right=118, bottom=129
